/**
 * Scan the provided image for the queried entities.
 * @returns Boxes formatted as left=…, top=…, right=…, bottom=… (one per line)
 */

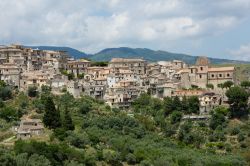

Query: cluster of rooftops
left=0, top=44, right=238, bottom=139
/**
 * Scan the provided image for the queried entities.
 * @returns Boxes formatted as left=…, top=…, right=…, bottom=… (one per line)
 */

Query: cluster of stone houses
left=1, top=44, right=237, bottom=114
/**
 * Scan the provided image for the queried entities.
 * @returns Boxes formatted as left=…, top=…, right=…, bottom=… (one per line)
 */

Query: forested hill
left=90, top=47, right=249, bottom=64
left=26, top=46, right=250, bottom=64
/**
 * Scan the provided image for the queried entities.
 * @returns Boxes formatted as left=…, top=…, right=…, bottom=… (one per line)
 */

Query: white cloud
left=0, top=0, right=249, bottom=54
left=230, top=43, right=250, bottom=61
left=139, top=17, right=201, bottom=41
left=142, top=0, right=181, bottom=17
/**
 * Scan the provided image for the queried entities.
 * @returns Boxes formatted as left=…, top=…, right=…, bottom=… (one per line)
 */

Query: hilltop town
left=0, top=44, right=237, bottom=111
left=0, top=44, right=249, bottom=165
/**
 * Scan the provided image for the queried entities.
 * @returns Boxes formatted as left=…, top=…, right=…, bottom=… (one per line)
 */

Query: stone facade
left=66, top=59, right=91, bottom=76
left=177, top=57, right=236, bottom=89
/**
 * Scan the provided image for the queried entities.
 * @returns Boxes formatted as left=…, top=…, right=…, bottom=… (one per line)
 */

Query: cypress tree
left=163, top=97, right=173, bottom=116
left=182, top=96, right=189, bottom=113
left=43, top=96, right=61, bottom=129
left=188, top=96, right=200, bottom=114
left=63, top=106, right=75, bottom=131
left=173, top=96, right=182, bottom=111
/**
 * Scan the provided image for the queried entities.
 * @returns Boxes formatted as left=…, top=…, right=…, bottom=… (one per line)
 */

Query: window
left=211, top=74, right=215, bottom=78
left=199, top=74, right=202, bottom=78
left=219, top=74, right=222, bottom=77
left=227, top=73, right=230, bottom=77
left=200, top=67, right=203, bottom=71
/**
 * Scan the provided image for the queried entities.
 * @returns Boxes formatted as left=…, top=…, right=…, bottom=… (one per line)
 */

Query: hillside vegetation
left=0, top=83, right=249, bottom=165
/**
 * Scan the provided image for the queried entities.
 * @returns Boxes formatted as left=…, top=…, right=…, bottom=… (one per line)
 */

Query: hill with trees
left=90, top=47, right=250, bottom=64
left=26, top=46, right=250, bottom=64
left=0, top=82, right=249, bottom=165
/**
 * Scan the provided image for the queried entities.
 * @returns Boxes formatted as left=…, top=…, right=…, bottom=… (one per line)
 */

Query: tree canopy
left=226, top=86, right=250, bottom=118
left=43, top=96, right=61, bottom=129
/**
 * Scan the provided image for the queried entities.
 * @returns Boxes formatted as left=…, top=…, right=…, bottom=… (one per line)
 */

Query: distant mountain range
left=26, top=46, right=249, bottom=65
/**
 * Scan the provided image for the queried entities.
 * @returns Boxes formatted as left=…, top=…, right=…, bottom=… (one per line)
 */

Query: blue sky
left=0, top=0, right=250, bottom=60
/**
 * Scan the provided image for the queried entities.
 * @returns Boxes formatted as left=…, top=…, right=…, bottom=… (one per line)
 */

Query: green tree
left=170, top=111, right=182, bottom=124
left=15, top=153, right=51, bottom=166
left=27, top=154, right=51, bottom=166
left=43, top=96, right=61, bottom=129
left=0, top=80, right=7, bottom=87
left=67, top=73, right=75, bottom=80
left=63, top=107, right=75, bottom=131
left=41, top=85, right=51, bottom=94
left=60, top=92, right=75, bottom=109
left=126, top=153, right=137, bottom=165
left=0, top=106, right=18, bottom=122
left=206, top=83, right=214, bottom=90
left=240, top=81, right=250, bottom=88
left=213, top=106, right=228, bottom=116
left=217, top=83, right=224, bottom=90
left=188, top=96, right=200, bottom=114
left=163, top=97, right=173, bottom=116
left=77, top=73, right=85, bottom=79
left=182, top=96, right=189, bottom=113
left=209, top=111, right=226, bottom=130
left=191, top=84, right=199, bottom=89
left=15, top=153, right=28, bottom=166
left=223, top=81, right=234, bottom=89
left=28, top=86, right=38, bottom=98
left=177, top=121, right=192, bottom=141
left=0, top=153, right=16, bottom=166
left=79, top=102, right=91, bottom=115
left=103, top=149, right=121, bottom=165
left=226, top=86, right=249, bottom=118
left=172, top=96, right=182, bottom=111
left=65, top=131, right=90, bottom=148
left=60, top=69, right=68, bottom=76
left=132, top=93, right=151, bottom=114
left=237, top=133, right=245, bottom=142
left=0, top=86, right=12, bottom=100
left=0, top=98, right=4, bottom=108
left=64, top=160, right=84, bottom=166
left=14, top=140, right=85, bottom=165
